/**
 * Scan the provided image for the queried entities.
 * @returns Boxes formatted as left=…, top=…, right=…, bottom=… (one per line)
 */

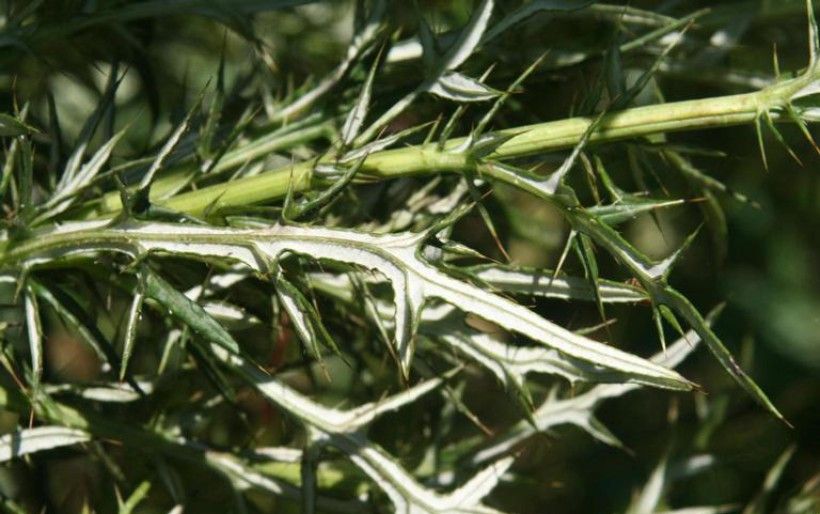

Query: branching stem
left=88, top=73, right=813, bottom=217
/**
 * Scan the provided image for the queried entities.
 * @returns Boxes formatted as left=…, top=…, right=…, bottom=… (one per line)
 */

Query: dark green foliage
left=0, top=1, right=818, bottom=513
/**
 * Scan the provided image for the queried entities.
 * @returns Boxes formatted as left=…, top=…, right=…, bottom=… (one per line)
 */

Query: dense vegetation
left=1, top=1, right=818, bottom=513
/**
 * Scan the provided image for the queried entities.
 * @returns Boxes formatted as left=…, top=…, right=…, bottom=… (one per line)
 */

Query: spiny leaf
left=271, top=0, right=385, bottom=123
left=469, top=265, right=647, bottom=302
left=437, top=0, right=495, bottom=72
left=493, top=163, right=786, bottom=422
left=310, top=272, right=644, bottom=389
left=36, top=130, right=126, bottom=224
left=429, top=71, right=501, bottom=102
left=275, top=270, right=341, bottom=360
left=315, top=430, right=513, bottom=514
left=664, top=150, right=758, bottom=207
left=6, top=220, right=693, bottom=390
left=204, top=335, right=500, bottom=514
left=660, top=287, right=788, bottom=425
left=136, top=93, right=203, bottom=195
left=287, top=156, right=366, bottom=220
left=355, top=0, right=494, bottom=143
left=341, top=123, right=430, bottom=163
left=545, top=199, right=786, bottom=422
left=470, top=53, right=547, bottom=145
left=587, top=197, right=686, bottom=226
left=468, top=315, right=714, bottom=467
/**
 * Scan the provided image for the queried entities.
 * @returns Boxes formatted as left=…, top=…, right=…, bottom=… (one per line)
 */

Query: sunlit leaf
left=6, top=220, right=692, bottom=390
left=0, top=426, right=90, bottom=462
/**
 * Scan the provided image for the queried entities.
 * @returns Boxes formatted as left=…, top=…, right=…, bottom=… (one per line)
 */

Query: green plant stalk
left=87, top=118, right=334, bottom=216
left=88, top=75, right=807, bottom=218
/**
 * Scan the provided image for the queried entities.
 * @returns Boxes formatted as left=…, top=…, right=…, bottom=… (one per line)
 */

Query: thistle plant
left=0, top=1, right=818, bottom=513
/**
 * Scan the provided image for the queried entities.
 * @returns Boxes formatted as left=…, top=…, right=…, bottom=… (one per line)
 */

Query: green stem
left=85, top=118, right=334, bottom=217
left=86, top=75, right=806, bottom=218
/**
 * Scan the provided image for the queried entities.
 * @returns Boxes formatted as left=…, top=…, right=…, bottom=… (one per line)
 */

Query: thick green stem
left=91, top=79, right=800, bottom=218
left=86, top=118, right=334, bottom=216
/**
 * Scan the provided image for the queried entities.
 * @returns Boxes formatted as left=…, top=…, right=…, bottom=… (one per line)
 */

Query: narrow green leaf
left=0, top=113, right=36, bottom=137
left=119, top=481, right=151, bottom=514
left=47, top=381, right=151, bottom=403
left=763, top=110, right=803, bottom=165
left=37, top=130, right=126, bottom=223
left=438, top=0, right=494, bottom=72
left=120, top=278, right=146, bottom=381
left=137, top=94, right=202, bottom=193
left=23, top=284, right=43, bottom=389
left=587, top=197, right=686, bottom=226
left=807, top=0, right=819, bottom=68
left=429, top=72, right=501, bottom=102
left=417, top=8, right=439, bottom=71
left=0, top=112, right=26, bottom=199
left=355, top=0, right=493, bottom=143
left=0, top=426, right=90, bottom=462
left=288, top=156, right=366, bottom=220
left=341, top=49, right=381, bottom=146
left=743, top=446, right=796, bottom=514
left=470, top=265, right=647, bottom=302
left=30, top=280, right=111, bottom=363
left=15, top=134, right=34, bottom=217
left=577, top=232, right=607, bottom=326
left=660, top=288, right=789, bottom=425
left=275, top=271, right=341, bottom=359
left=144, top=271, right=240, bottom=355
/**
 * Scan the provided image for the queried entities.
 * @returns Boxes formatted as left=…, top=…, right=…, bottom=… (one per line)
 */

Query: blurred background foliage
left=1, top=0, right=819, bottom=513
